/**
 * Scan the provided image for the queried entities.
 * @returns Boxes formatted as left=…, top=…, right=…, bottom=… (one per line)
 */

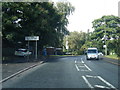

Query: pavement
left=2, top=56, right=47, bottom=81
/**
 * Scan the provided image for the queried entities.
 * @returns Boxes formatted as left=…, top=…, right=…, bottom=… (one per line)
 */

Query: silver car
left=15, top=49, right=32, bottom=57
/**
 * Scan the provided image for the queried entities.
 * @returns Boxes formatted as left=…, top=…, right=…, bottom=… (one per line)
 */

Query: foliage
left=92, top=15, right=120, bottom=40
left=86, top=15, right=120, bottom=56
left=63, top=31, right=86, bottom=55
left=2, top=2, right=75, bottom=50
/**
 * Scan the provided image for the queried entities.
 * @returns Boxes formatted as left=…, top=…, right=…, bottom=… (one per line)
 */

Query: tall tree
left=2, top=2, right=75, bottom=49
left=92, top=15, right=120, bottom=40
left=91, top=15, right=120, bottom=56
left=63, top=31, right=86, bottom=54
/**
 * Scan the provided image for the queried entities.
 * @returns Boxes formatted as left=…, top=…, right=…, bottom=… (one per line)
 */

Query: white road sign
left=25, top=36, right=39, bottom=41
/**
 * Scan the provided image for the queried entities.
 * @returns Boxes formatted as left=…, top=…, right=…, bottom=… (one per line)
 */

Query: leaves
left=2, top=2, right=75, bottom=49
left=63, top=31, right=86, bottom=54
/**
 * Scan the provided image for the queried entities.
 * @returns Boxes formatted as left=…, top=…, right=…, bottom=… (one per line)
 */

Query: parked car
left=15, top=48, right=32, bottom=57
left=86, top=48, right=99, bottom=60
left=98, top=52, right=104, bottom=56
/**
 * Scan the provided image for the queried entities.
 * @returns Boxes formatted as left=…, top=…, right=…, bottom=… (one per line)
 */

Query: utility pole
left=104, top=29, right=107, bottom=56
left=102, top=21, right=108, bottom=56
left=87, top=29, right=90, bottom=41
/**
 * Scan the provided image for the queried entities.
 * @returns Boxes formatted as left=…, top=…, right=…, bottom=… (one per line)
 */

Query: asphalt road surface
left=2, top=55, right=119, bottom=89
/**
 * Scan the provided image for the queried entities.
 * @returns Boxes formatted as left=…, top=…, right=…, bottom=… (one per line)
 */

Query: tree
left=2, top=2, right=75, bottom=50
left=91, top=15, right=120, bottom=56
left=55, top=2, right=75, bottom=34
left=92, top=15, right=120, bottom=40
left=63, top=31, right=87, bottom=55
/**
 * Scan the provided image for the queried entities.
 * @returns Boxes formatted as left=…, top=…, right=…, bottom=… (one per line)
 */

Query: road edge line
left=1, top=61, right=44, bottom=83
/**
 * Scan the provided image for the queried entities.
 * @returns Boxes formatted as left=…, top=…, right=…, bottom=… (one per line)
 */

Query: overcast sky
left=53, top=0, right=120, bottom=32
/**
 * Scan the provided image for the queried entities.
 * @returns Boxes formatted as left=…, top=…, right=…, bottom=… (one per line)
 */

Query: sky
left=52, top=0, right=120, bottom=32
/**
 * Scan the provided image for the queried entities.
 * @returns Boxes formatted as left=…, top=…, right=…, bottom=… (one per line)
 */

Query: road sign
left=25, top=36, right=39, bottom=59
left=25, top=36, right=39, bottom=41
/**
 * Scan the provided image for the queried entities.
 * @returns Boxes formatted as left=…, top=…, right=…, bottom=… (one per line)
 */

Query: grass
left=105, top=54, right=120, bottom=60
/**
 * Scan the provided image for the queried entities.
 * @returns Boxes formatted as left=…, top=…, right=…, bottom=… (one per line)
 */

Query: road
left=2, top=55, right=119, bottom=89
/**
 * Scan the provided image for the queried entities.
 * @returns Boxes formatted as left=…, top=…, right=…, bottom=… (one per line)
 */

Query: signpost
left=25, top=36, right=39, bottom=59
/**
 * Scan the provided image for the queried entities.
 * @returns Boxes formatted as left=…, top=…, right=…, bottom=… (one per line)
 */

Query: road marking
left=97, top=76, right=117, bottom=89
left=94, top=85, right=110, bottom=89
left=81, top=60, right=84, bottom=64
left=82, top=76, right=94, bottom=88
left=75, top=64, right=79, bottom=71
left=86, top=75, right=98, bottom=78
left=75, top=60, right=77, bottom=64
left=84, top=75, right=117, bottom=89
left=84, top=64, right=92, bottom=71
left=74, top=58, right=92, bottom=72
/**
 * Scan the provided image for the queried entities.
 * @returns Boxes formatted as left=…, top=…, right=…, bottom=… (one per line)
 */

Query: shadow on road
left=2, top=56, right=45, bottom=64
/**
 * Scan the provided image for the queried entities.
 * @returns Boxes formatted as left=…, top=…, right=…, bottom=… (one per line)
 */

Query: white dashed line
left=84, top=64, right=92, bottom=71
left=82, top=76, right=94, bottom=88
left=83, top=75, right=117, bottom=89
left=97, top=76, right=117, bottom=89
left=94, top=85, right=110, bottom=89
left=86, top=75, right=97, bottom=78
left=81, top=60, right=84, bottom=64
left=75, top=64, right=79, bottom=71
left=75, top=60, right=77, bottom=64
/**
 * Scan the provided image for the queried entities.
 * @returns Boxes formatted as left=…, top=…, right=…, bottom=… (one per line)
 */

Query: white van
left=86, top=48, right=99, bottom=60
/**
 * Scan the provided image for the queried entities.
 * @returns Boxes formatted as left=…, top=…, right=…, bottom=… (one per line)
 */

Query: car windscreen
left=87, top=50, right=97, bottom=53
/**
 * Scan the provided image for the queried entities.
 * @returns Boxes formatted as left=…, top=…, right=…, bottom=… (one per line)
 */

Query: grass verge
left=105, top=54, right=120, bottom=60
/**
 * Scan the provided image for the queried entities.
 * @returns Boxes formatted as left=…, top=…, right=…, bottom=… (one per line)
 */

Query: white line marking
left=97, top=76, right=117, bottom=89
left=94, top=85, right=110, bottom=89
left=75, top=60, right=77, bottom=64
left=75, top=64, right=79, bottom=71
left=84, top=64, right=92, bottom=71
left=86, top=75, right=98, bottom=78
left=81, top=60, right=84, bottom=64
left=82, top=76, right=94, bottom=88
